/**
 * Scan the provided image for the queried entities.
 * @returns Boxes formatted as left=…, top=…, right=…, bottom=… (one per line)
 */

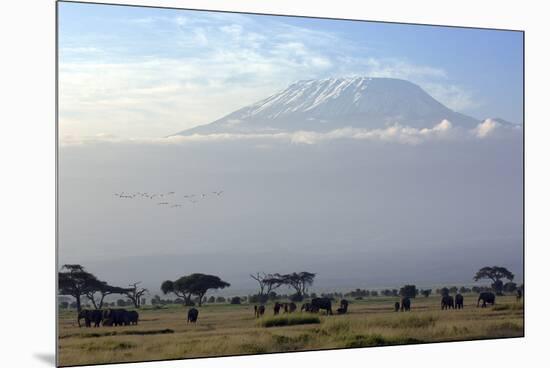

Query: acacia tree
left=84, top=280, right=128, bottom=309
left=474, top=266, right=515, bottom=295
left=275, top=272, right=316, bottom=300
left=124, top=282, right=148, bottom=308
left=58, top=264, right=99, bottom=312
left=250, top=272, right=282, bottom=303
left=162, top=273, right=230, bottom=306
left=161, top=279, right=193, bottom=306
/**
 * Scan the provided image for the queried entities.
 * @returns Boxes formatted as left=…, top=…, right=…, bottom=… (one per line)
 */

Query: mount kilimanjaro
left=174, top=77, right=513, bottom=135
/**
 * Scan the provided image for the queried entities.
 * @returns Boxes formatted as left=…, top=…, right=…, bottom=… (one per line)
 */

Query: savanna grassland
left=58, top=295, right=523, bottom=366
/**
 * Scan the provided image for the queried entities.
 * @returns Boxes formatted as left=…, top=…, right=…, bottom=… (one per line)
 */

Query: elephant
left=337, top=299, right=349, bottom=314
left=477, top=292, right=496, bottom=308
left=441, top=295, right=454, bottom=310
left=400, top=297, right=411, bottom=312
left=78, top=310, right=91, bottom=328
left=102, top=309, right=130, bottom=326
left=273, top=302, right=282, bottom=315
left=78, top=309, right=103, bottom=328
left=78, top=309, right=103, bottom=327
left=301, top=302, right=312, bottom=312
left=187, top=307, right=199, bottom=323
left=127, top=310, right=139, bottom=325
left=254, top=305, right=265, bottom=318
left=310, top=297, right=333, bottom=315
left=454, top=294, right=464, bottom=309
left=286, top=302, right=297, bottom=313
left=394, top=302, right=400, bottom=312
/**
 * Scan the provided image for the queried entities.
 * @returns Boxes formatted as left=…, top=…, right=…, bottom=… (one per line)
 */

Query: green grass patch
left=259, top=315, right=320, bottom=328
left=344, top=334, right=424, bottom=348
left=371, top=314, right=438, bottom=329
left=272, top=334, right=312, bottom=350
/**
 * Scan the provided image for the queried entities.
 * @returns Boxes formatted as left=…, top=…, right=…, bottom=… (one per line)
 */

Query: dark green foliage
left=260, top=315, right=320, bottom=327
left=474, top=266, right=515, bottom=296
left=161, top=273, right=230, bottom=306
left=230, top=296, right=241, bottom=304
left=399, top=285, right=418, bottom=299
left=421, top=289, right=432, bottom=298
left=344, top=334, right=424, bottom=348
left=272, top=272, right=316, bottom=297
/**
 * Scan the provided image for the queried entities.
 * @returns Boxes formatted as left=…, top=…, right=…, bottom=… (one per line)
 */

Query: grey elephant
left=187, top=307, right=199, bottom=323
left=454, top=294, right=464, bottom=309
left=477, top=292, right=496, bottom=308
left=400, top=297, right=411, bottom=311
left=78, top=309, right=103, bottom=328
left=102, top=309, right=130, bottom=326
left=127, top=310, right=139, bottom=325
left=311, top=297, right=333, bottom=315
left=441, top=295, right=454, bottom=310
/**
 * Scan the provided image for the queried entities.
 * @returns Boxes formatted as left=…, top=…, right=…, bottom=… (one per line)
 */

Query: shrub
left=344, top=334, right=423, bottom=348
left=421, top=289, right=432, bottom=298
left=259, top=315, right=320, bottom=328
left=230, top=296, right=241, bottom=304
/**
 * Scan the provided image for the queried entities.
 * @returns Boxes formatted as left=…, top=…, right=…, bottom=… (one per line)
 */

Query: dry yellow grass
left=58, top=295, right=523, bottom=366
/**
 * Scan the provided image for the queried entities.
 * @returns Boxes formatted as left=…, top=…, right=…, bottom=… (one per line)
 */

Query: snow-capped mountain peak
left=176, top=77, right=486, bottom=135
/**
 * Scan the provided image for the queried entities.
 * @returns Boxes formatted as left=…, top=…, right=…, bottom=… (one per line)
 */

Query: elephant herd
left=441, top=294, right=464, bottom=310
left=392, top=292, right=497, bottom=312
left=77, top=292, right=500, bottom=328
left=255, top=298, right=349, bottom=317
left=77, top=308, right=139, bottom=328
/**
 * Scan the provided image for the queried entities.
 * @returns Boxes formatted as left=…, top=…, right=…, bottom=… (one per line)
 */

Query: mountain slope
left=176, top=77, right=483, bottom=135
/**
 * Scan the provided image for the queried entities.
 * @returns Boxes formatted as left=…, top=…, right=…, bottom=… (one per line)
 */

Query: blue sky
left=58, top=1, right=523, bottom=139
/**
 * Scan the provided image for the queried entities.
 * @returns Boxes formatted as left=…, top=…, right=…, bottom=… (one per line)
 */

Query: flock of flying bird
left=113, top=190, right=224, bottom=209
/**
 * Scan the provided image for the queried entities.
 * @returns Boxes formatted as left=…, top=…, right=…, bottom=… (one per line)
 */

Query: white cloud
left=473, top=118, right=501, bottom=138
left=60, top=119, right=522, bottom=147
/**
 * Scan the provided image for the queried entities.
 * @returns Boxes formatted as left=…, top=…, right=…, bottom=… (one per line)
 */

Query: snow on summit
left=176, top=77, right=494, bottom=136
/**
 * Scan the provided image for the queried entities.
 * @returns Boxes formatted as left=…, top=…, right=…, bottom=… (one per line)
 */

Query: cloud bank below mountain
left=60, top=119, right=521, bottom=146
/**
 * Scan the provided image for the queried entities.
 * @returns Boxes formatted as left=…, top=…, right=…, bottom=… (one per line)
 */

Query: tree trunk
left=75, top=294, right=82, bottom=312
left=98, top=294, right=106, bottom=309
